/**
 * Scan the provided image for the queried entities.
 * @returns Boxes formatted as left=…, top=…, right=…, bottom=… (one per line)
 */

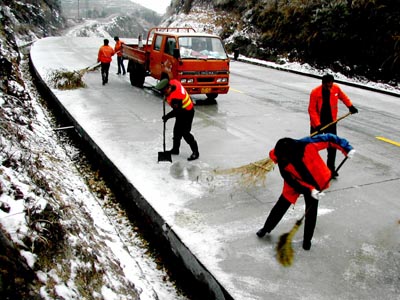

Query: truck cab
left=124, top=27, right=230, bottom=100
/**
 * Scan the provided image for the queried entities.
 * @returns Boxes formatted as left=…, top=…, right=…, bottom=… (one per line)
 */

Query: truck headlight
left=216, top=78, right=228, bottom=83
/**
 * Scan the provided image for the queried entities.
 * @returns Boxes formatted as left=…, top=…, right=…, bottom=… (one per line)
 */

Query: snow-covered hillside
left=0, top=2, right=189, bottom=299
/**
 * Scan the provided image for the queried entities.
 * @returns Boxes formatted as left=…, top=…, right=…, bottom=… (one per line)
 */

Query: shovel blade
left=158, top=151, right=172, bottom=163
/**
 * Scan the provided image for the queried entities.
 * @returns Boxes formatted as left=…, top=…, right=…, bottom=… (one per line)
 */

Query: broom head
left=276, top=219, right=302, bottom=267
left=215, top=157, right=275, bottom=187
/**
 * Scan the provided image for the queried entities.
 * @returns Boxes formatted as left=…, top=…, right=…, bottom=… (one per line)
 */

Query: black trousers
left=311, top=124, right=337, bottom=170
left=117, top=56, right=125, bottom=74
left=172, top=109, right=198, bottom=153
left=261, top=194, right=319, bottom=243
left=100, top=62, right=110, bottom=83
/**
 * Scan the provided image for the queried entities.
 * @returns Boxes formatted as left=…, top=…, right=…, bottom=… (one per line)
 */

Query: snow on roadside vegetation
left=0, top=56, right=189, bottom=299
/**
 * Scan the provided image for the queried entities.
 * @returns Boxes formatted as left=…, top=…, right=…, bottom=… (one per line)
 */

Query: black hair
left=104, top=39, right=109, bottom=45
left=322, top=74, right=334, bottom=84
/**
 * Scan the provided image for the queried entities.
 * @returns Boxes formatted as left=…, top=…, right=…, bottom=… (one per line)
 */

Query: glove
left=349, top=105, right=358, bottom=114
left=311, top=189, right=325, bottom=200
left=162, top=115, right=168, bottom=122
left=347, top=149, right=356, bottom=159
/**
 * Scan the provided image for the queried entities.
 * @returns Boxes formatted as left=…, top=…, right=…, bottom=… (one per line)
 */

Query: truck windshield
left=178, top=36, right=228, bottom=60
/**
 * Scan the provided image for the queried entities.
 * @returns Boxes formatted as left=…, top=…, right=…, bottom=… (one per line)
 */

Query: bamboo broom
left=216, top=113, right=351, bottom=187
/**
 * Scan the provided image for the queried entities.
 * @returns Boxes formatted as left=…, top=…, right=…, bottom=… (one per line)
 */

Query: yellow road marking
left=376, top=136, right=400, bottom=147
left=229, top=88, right=243, bottom=93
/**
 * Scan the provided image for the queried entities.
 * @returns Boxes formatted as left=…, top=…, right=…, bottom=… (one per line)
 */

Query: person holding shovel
left=97, top=39, right=115, bottom=85
left=308, top=74, right=358, bottom=178
left=256, top=133, right=355, bottom=250
left=155, top=78, right=200, bottom=161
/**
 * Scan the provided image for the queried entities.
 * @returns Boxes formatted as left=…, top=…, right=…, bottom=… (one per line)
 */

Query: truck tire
left=136, top=64, right=145, bottom=88
left=206, top=93, right=218, bottom=100
left=128, top=61, right=138, bottom=86
left=129, top=69, right=137, bottom=86
left=128, top=61, right=145, bottom=87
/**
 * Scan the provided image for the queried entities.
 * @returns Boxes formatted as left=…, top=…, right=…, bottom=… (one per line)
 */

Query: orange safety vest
left=114, top=40, right=124, bottom=57
left=166, top=79, right=194, bottom=111
left=98, top=45, right=114, bottom=63
left=308, top=83, right=353, bottom=128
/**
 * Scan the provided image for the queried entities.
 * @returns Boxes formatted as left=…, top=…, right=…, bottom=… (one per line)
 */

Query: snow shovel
left=158, top=99, right=172, bottom=163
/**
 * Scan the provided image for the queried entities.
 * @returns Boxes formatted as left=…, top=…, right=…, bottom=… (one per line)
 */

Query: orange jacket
left=308, top=83, right=353, bottom=128
left=114, top=40, right=124, bottom=57
left=98, top=45, right=114, bottom=63
left=166, top=79, right=194, bottom=111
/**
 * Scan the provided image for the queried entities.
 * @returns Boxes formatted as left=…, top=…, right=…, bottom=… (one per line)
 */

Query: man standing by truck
left=155, top=78, right=200, bottom=161
left=113, top=36, right=126, bottom=75
left=97, top=39, right=114, bottom=85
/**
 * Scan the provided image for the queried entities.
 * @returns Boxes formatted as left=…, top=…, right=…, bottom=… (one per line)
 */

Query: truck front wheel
left=206, top=93, right=218, bottom=100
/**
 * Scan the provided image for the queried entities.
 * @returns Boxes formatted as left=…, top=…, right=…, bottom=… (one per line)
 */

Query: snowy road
left=31, top=37, right=400, bottom=300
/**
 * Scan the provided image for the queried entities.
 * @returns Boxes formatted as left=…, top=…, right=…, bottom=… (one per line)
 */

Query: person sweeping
left=256, top=133, right=355, bottom=251
left=308, top=74, right=358, bottom=178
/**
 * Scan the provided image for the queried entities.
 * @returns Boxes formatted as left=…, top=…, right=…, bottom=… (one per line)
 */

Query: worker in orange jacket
left=155, top=78, right=199, bottom=161
left=256, top=134, right=355, bottom=250
left=308, top=74, right=358, bottom=177
left=97, top=39, right=114, bottom=85
left=114, top=36, right=126, bottom=75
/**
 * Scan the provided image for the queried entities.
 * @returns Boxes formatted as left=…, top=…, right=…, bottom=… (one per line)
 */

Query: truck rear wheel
left=136, top=64, right=145, bottom=88
left=129, top=61, right=145, bottom=88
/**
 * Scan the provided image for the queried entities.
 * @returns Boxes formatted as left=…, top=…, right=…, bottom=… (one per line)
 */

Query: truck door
left=149, top=34, right=163, bottom=79
left=161, top=37, right=177, bottom=79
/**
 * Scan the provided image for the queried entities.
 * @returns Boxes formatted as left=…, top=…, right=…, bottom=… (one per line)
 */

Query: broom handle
left=310, top=112, right=351, bottom=137
left=298, top=156, right=349, bottom=223
left=162, top=99, right=167, bottom=151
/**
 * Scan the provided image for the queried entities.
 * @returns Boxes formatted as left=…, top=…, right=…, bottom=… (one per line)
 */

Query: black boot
left=256, top=228, right=268, bottom=238
left=187, top=153, right=199, bottom=161
left=169, top=138, right=180, bottom=155
left=302, top=240, right=312, bottom=251
left=187, top=140, right=199, bottom=161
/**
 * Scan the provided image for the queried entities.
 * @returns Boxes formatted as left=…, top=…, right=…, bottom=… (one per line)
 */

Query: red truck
left=121, top=27, right=230, bottom=100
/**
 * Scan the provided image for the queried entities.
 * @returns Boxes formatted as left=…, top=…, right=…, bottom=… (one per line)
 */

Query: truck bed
left=121, top=43, right=148, bottom=65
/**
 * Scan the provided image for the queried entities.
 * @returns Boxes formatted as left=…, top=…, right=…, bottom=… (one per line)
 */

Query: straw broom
left=47, top=62, right=100, bottom=90
left=216, top=113, right=351, bottom=187
left=214, top=157, right=275, bottom=187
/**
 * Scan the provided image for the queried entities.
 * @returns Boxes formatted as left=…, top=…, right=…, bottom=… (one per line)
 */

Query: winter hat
left=274, top=138, right=297, bottom=160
